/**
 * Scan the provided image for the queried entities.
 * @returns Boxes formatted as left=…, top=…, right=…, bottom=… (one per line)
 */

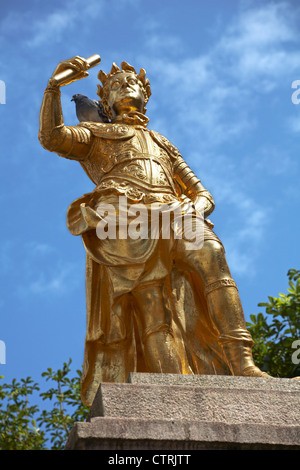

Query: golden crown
left=96, top=61, right=151, bottom=118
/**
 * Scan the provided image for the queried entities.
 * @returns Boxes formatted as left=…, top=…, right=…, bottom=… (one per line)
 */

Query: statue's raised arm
left=38, top=56, right=99, bottom=161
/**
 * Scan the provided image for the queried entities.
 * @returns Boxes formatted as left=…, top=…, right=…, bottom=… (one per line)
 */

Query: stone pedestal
left=65, top=374, right=300, bottom=450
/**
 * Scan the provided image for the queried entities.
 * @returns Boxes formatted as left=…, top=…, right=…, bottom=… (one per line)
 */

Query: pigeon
left=71, top=93, right=109, bottom=123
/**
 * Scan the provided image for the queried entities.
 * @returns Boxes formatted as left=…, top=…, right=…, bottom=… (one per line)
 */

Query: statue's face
left=108, top=72, right=145, bottom=116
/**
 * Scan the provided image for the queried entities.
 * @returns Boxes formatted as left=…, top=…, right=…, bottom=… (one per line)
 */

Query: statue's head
left=97, top=62, right=151, bottom=120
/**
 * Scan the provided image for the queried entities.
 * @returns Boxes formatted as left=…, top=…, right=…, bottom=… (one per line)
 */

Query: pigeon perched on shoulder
left=71, top=94, right=109, bottom=123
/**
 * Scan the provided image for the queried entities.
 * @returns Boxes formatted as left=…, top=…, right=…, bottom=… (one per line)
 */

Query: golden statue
left=39, top=55, right=270, bottom=406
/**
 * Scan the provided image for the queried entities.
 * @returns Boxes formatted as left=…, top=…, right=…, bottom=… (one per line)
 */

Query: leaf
left=249, top=269, right=300, bottom=378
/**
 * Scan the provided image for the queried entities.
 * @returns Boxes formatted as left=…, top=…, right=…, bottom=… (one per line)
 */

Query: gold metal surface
left=39, top=56, right=271, bottom=406
left=51, top=54, right=101, bottom=87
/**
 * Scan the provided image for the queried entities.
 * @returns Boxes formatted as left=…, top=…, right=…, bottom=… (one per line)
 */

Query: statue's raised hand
left=48, top=56, right=91, bottom=88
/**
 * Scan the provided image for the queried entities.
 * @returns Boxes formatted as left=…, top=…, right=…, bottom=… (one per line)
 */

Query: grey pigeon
left=71, top=94, right=109, bottom=123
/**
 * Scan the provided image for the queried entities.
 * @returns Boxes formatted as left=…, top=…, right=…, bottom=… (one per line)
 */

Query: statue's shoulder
left=76, top=122, right=134, bottom=140
left=150, top=130, right=181, bottom=160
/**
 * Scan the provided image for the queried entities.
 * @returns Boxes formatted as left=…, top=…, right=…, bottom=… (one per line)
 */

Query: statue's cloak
left=67, top=194, right=230, bottom=407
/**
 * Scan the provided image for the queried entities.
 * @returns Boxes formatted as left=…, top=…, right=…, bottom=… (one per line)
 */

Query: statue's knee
left=199, top=240, right=225, bottom=263
left=206, top=240, right=233, bottom=280
left=204, top=239, right=224, bottom=254
left=193, top=239, right=229, bottom=280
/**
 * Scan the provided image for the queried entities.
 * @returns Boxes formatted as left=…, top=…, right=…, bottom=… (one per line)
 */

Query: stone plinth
left=65, top=374, right=300, bottom=450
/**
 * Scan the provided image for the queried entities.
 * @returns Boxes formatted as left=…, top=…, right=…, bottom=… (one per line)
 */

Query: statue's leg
left=132, top=283, right=182, bottom=374
left=176, top=239, right=270, bottom=377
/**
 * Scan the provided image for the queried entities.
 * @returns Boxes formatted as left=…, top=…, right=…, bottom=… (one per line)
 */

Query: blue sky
left=0, top=0, right=300, bottom=384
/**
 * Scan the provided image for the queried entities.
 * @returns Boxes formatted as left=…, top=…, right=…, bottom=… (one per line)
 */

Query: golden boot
left=205, top=278, right=271, bottom=378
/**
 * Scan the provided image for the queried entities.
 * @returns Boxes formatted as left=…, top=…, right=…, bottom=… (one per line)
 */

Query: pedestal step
left=65, top=374, right=300, bottom=450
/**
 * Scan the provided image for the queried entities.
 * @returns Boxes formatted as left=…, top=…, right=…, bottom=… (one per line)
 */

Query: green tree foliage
left=0, top=377, right=45, bottom=450
left=0, top=359, right=89, bottom=450
left=247, top=269, right=300, bottom=378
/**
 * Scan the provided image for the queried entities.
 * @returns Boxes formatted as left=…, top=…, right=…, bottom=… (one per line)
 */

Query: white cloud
left=25, top=0, right=105, bottom=48
left=224, top=245, right=256, bottom=276
left=0, top=239, right=82, bottom=297
left=216, top=2, right=300, bottom=85
left=287, top=114, right=300, bottom=133
left=26, top=262, right=80, bottom=295
left=243, top=144, right=297, bottom=176
left=0, top=240, right=14, bottom=273
left=28, top=242, right=56, bottom=256
left=220, top=197, right=269, bottom=276
left=143, top=1, right=300, bottom=147
left=0, top=0, right=105, bottom=50
left=26, top=11, right=74, bottom=48
left=220, top=2, right=297, bottom=50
